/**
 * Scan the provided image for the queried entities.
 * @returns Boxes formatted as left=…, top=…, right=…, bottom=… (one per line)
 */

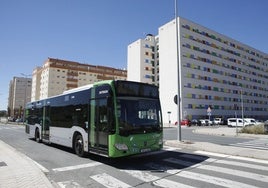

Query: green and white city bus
left=25, top=80, right=163, bottom=158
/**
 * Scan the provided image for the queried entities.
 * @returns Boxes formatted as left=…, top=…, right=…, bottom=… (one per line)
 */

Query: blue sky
left=0, top=0, right=267, bottom=111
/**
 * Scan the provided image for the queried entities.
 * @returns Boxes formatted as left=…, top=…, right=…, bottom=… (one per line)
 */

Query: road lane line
left=52, top=162, right=101, bottom=172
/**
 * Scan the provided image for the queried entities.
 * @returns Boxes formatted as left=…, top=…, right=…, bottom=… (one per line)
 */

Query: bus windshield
left=117, top=97, right=162, bottom=136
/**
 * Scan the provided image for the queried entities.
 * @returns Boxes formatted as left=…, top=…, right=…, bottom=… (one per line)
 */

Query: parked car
left=179, top=119, right=191, bottom=126
left=199, top=119, right=212, bottom=126
left=191, top=119, right=199, bottom=126
left=244, top=118, right=256, bottom=126
left=227, top=118, right=244, bottom=127
left=213, top=118, right=222, bottom=125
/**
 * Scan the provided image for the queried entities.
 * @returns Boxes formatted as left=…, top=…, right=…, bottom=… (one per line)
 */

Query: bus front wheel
left=74, top=134, right=85, bottom=157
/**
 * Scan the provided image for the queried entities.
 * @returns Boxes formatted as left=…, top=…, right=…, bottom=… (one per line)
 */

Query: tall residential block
left=8, top=77, right=32, bottom=118
left=128, top=17, right=268, bottom=124
left=32, top=58, right=127, bottom=100
left=128, top=34, right=159, bottom=86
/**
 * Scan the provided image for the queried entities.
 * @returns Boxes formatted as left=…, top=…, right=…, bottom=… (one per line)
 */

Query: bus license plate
left=141, top=148, right=151, bottom=153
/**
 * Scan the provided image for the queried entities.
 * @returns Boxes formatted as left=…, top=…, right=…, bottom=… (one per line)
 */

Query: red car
left=175, top=119, right=191, bottom=126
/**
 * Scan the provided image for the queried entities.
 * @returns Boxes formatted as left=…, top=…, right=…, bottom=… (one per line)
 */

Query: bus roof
left=63, top=83, right=93, bottom=94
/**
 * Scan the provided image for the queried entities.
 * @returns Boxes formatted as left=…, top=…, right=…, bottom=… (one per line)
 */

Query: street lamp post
left=240, top=88, right=244, bottom=127
left=175, top=0, right=182, bottom=141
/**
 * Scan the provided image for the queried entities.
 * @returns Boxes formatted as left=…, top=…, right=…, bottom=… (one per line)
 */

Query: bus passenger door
left=41, top=105, right=50, bottom=141
left=93, top=98, right=109, bottom=154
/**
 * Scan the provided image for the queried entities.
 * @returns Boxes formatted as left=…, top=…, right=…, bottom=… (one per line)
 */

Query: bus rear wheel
left=74, top=134, right=85, bottom=157
left=35, top=128, right=41, bottom=143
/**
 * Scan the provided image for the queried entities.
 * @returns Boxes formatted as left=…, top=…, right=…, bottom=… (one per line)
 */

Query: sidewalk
left=164, top=125, right=268, bottom=160
left=0, top=140, right=55, bottom=188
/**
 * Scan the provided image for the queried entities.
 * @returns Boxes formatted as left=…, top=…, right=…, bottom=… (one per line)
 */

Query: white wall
left=159, top=19, right=179, bottom=124
left=127, top=40, right=142, bottom=82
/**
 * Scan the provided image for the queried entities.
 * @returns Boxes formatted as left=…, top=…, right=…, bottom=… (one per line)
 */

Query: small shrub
left=240, top=124, right=267, bottom=134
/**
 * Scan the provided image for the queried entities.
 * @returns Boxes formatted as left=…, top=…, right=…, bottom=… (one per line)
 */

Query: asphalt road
left=1, top=123, right=267, bottom=188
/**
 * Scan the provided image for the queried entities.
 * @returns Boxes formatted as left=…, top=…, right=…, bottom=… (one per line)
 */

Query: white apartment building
left=32, top=58, right=127, bottom=100
left=8, top=77, right=32, bottom=118
left=128, top=17, right=268, bottom=124
left=128, top=34, right=159, bottom=86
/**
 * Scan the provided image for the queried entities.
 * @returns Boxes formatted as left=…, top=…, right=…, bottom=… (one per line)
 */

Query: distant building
left=8, top=77, right=32, bottom=118
left=32, top=58, right=127, bottom=101
left=127, top=34, right=159, bottom=86
left=128, top=17, right=268, bottom=123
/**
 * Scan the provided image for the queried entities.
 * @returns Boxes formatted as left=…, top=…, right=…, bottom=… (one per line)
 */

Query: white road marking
left=57, top=180, right=82, bottom=188
left=194, top=151, right=229, bottom=158
left=194, top=150, right=268, bottom=164
left=52, top=162, right=101, bottom=172
left=91, top=173, right=131, bottom=188
left=164, top=146, right=181, bottom=151
left=213, top=159, right=268, bottom=171
left=176, top=171, right=259, bottom=188
left=228, top=155, right=268, bottom=165
left=121, top=169, right=196, bottom=188
left=198, top=165, right=268, bottom=183
left=180, top=153, right=268, bottom=171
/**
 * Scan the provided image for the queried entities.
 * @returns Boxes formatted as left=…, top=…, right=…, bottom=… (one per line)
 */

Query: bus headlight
left=114, top=143, right=128, bottom=151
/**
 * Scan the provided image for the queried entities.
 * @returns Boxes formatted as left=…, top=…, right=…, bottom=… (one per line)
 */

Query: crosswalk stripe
left=57, top=181, right=82, bottom=188
left=91, top=173, right=131, bottom=188
left=175, top=171, right=259, bottom=188
left=163, top=157, right=215, bottom=168
left=229, top=139, right=268, bottom=150
left=146, top=161, right=262, bottom=188
left=194, top=151, right=229, bottom=158
left=180, top=153, right=268, bottom=171
left=198, top=165, right=268, bottom=183
left=163, top=156, right=268, bottom=184
left=88, top=152, right=268, bottom=188
left=121, top=169, right=196, bottom=188
left=121, top=169, right=158, bottom=182
left=164, top=146, right=181, bottom=151
left=52, top=162, right=101, bottom=172
left=213, top=159, right=268, bottom=171
left=195, top=150, right=268, bottom=165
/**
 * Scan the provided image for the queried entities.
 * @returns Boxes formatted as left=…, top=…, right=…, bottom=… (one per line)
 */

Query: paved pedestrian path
left=0, top=140, right=54, bottom=188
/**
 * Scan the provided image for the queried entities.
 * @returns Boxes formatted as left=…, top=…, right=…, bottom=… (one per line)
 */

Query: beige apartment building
left=31, top=58, right=127, bottom=101
left=8, top=77, right=32, bottom=118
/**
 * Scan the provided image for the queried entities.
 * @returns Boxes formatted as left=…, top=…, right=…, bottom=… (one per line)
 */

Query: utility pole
left=175, top=0, right=182, bottom=141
